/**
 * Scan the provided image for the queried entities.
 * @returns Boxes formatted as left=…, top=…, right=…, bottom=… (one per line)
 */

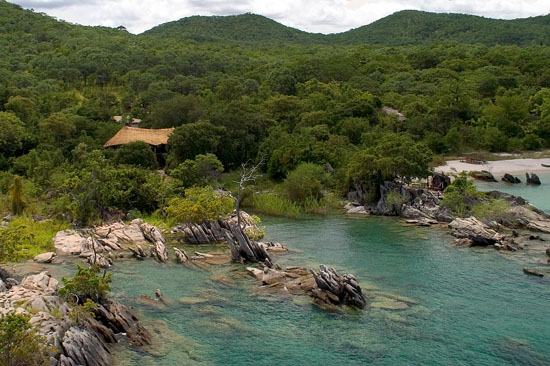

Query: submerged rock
left=523, top=268, right=544, bottom=277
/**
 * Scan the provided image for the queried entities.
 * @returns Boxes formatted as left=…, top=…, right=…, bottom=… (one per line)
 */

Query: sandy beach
left=435, top=158, right=550, bottom=177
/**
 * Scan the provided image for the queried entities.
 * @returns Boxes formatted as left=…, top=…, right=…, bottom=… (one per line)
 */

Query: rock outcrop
left=526, top=172, right=541, bottom=185
left=171, top=211, right=263, bottom=244
left=246, top=264, right=366, bottom=309
left=55, top=220, right=167, bottom=265
left=502, top=173, right=521, bottom=184
left=225, top=226, right=272, bottom=266
left=470, top=170, right=497, bottom=182
left=311, top=265, right=366, bottom=309
left=0, top=270, right=151, bottom=366
left=448, top=217, right=518, bottom=250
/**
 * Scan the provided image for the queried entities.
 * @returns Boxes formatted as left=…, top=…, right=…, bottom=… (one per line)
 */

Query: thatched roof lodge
left=103, top=126, right=174, bottom=148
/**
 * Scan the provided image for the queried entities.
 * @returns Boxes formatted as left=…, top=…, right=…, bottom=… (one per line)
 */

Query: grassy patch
left=252, top=193, right=301, bottom=218
left=2, top=217, right=70, bottom=262
left=139, top=211, right=175, bottom=232
left=472, top=199, right=513, bottom=223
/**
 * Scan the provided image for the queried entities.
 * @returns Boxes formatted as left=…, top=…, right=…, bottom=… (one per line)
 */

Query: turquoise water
left=476, top=172, right=550, bottom=213
left=102, top=214, right=550, bottom=366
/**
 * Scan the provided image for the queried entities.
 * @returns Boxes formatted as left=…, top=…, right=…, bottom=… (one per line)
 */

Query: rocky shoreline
left=1, top=210, right=376, bottom=365
left=346, top=176, right=550, bottom=278
left=0, top=270, right=151, bottom=366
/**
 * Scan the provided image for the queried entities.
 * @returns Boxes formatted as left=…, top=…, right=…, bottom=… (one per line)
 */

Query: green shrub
left=284, top=163, right=326, bottom=203
left=0, top=312, right=49, bottom=366
left=441, top=191, right=468, bottom=217
left=113, top=141, right=158, bottom=169
left=170, top=153, right=223, bottom=188
left=58, top=265, right=112, bottom=304
left=165, top=186, right=233, bottom=223
left=252, top=193, right=300, bottom=218
left=472, top=200, right=513, bottom=223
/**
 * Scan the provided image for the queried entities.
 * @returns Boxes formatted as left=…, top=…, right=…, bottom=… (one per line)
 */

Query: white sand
left=435, top=158, right=550, bottom=177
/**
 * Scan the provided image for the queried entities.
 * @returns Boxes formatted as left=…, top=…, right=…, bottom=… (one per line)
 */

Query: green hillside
left=143, top=13, right=326, bottom=43
left=329, top=10, right=550, bottom=46
left=144, top=10, right=550, bottom=46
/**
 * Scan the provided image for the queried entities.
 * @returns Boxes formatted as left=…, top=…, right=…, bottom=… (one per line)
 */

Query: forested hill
left=143, top=13, right=326, bottom=43
left=330, top=10, right=550, bottom=46
left=144, top=10, right=550, bottom=46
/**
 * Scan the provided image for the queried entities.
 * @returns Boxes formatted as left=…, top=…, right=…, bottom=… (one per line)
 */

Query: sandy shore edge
left=434, top=158, right=550, bottom=176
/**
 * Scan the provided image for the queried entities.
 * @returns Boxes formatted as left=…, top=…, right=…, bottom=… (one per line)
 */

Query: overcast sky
left=11, top=0, right=550, bottom=34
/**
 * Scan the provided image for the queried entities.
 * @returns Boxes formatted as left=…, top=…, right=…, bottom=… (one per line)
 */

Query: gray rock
left=448, top=217, right=508, bottom=246
left=33, top=252, right=56, bottom=263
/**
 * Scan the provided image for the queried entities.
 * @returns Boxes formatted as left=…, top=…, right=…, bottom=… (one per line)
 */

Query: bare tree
left=226, top=156, right=265, bottom=230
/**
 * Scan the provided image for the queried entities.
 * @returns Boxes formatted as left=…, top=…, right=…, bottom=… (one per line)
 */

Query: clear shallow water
left=476, top=172, right=550, bottom=213
left=99, top=215, right=550, bottom=366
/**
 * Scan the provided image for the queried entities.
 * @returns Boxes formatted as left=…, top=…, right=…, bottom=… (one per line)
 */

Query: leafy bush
left=58, top=265, right=112, bottom=304
left=0, top=226, right=33, bottom=262
left=284, top=163, right=326, bottom=203
left=0, top=312, right=49, bottom=366
left=252, top=193, right=301, bottom=218
left=113, top=141, right=158, bottom=169
left=171, top=153, right=223, bottom=187
left=441, top=191, right=468, bottom=217
left=165, top=186, right=233, bottom=223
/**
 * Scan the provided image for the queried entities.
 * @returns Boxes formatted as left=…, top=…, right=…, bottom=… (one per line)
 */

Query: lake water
left=104, top=213, right=550, bottom=365
left=476, top=172, right=550, bottom=213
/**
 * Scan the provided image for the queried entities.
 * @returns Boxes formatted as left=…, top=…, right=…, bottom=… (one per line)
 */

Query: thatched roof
left=103, top=126, right=174, bottom=148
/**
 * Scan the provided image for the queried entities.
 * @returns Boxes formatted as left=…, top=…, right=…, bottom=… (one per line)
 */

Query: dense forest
left=147, top=10, right=550, bottom=46
left=2, top=0, right=550, bottom=232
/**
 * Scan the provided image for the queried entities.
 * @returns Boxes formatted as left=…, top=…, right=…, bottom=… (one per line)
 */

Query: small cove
left=101, top=214, right=550, bottom=365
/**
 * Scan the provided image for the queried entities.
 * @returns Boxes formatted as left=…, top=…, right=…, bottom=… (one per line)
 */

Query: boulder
left=54, top=230, right=88, bottom=255
left=470, top=170, right=497, bottom=182
left=21, top=271, right=59, bottom=294
left=526, top=173, right=541, bottom=185
left=502, top=173, right=521, bottom=184
left=431, top=173, right=451, bottom=190
left=33, top=252, right=56, bottom=263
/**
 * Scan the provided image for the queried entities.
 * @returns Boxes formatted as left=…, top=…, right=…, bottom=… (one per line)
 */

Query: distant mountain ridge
left=144, top=10, right=550, bottom=46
